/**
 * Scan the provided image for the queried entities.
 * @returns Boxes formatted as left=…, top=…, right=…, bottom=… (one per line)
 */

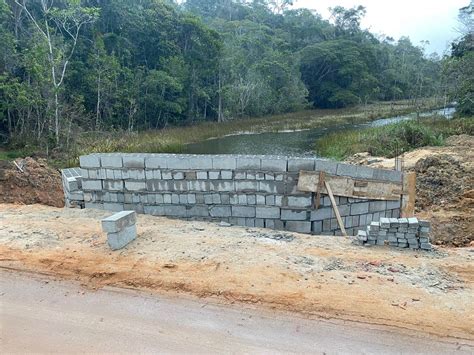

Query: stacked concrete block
left=61, top=168, right=84, bottom=208
left=67, top=153, right=405, bottom=236
left=101, top=210, right=137, bottom=250
left=356, top=217, right=432, bottom=250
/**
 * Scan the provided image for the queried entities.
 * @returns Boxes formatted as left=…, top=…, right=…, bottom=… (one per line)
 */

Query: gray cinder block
left=82, top=179, right=102, bottom=191
left=237, top=157, right=261, bottom=170
left=314, top=159, right=338, bottom=175
left=210, top=206, right=232, bottom=217
left=286, top=221, right=311, bottom=233
left=256, top=206, right=280, bottom=219
left=261, top=158, right=287, bottom=172
left=103, top=180, right=124, bottom=191
left=123, top=155, right=145, bottom=169
left=310, top=207, right=333, bottom=221
left=101, top=155, right=123, bottom=168
left=107, top=224, right=137, bottom=250
left=350, top=202, right=369, bottom=215
left=281, top=209, right=308, bottom=221
left=102, top=210, right=137, bottom=233
left=232, top=206, right=256, bottom=218
left=287, top=158, right=315, bottom=172
left=146, top=155, right=168, bottom=169
left=287, top=195, right=312, bottom=208
left=80, top=155, right=101, bottom=168
left=125, top=180, right=146, bottom=191
left=212, top=156, right=237, bottom=170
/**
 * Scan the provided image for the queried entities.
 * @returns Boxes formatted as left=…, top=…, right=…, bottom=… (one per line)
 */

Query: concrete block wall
left=75, top=153, right=403, bottom=236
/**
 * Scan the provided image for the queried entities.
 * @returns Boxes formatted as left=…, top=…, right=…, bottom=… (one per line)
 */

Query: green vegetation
left=1, top=0, right=444, bottom=153
left=315, top=116, right=474, bottom=160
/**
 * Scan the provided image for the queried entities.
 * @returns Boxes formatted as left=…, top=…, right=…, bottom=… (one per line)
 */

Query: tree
left=13, top=0, right=99, bottom=145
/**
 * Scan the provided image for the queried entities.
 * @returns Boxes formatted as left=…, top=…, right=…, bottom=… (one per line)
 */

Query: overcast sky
left=292, top=0, right=469, bottom=54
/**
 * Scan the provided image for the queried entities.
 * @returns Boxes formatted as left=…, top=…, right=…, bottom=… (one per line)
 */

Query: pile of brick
left=101, top=210, right=137, bottom=250
left=61, top=168, right=84, bottom=208
left=356, top=217, right=432, bottom=250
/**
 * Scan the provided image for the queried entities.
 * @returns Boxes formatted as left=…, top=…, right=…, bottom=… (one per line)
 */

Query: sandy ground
left=2, top=271, right=472, bottom=353
left=0, top=204, right=473, bottom=341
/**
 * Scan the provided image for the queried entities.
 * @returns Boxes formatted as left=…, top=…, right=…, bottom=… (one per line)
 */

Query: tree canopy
left=0, top=0, right=445, bottom=148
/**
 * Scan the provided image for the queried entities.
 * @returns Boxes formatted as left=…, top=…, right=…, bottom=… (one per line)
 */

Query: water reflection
left=184, top=107, right=456, bottom=156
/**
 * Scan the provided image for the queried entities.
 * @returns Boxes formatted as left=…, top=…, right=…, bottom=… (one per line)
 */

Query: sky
left=292, top=0, right=469, bottom=55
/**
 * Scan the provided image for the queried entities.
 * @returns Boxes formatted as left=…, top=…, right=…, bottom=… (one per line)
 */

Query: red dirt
left=0, top=157, right=64, bottom=208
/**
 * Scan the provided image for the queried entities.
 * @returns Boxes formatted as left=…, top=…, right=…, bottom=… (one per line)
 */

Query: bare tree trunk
left=96, top=73, right=101, bottom=129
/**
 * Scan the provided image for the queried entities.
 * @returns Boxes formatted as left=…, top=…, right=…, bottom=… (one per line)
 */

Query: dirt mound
left=0, top=157, right=64, bottom=208
left=414, top=154, right=471, bottom=209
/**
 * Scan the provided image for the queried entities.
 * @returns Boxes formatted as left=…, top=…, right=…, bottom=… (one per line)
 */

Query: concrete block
left=144, top=205, right=165, bottom=216
left=281, top=209, right=308, bottom=221
left=103, top=203, right=124, bottom=212
left=80, top=155, right=101, bottom=168
left=123, top=156, right=145, bottom=169
left=350, top=202, right=369, bottom=215
left=210, top=206, right=232, bottom=218
left=255, top=219, right=265, bottom=228
left=101, top=155, right=123, bottom=168
left=209, top=171, right=220, bottom=180
left=170, top=193, right=179, bottom=204
left=265, top=219, right=275, bottom=229
left=312, top=221, right=323, bottom=234
left=185, top=156, right=213, bottom=170
left=107, top=224, right=137, bottom=250
left=247, top=172, right=256, bottom=180
left=125, top=180, right=146, bottom=192
left=258, top=182, right=285, bottom=194
left=369, top=201, right=387, bottom=213
left=173, top=171, right=184, bottom=180
left=310, top=207, right=332, bottom=221
left=261, top=158, right=287, bottom=172
left=103, top=180, right=124, bottom=191
left=247, top=195, right=257, bottom=205
left=256, top=173, right=265, bottom=181
left=173, top=181, right=188, bottom=192
left=245, top=218, right=255, bottom=227
left=256, top=195, right=266, bottom=205
left=82, top=179, right=102, bottom=191
left=408, top=217, right=419, bottom=227
left=236, top=181, right=258, bottom=192
left=238, top=194, right=247, bottom=205
left=163, top=205, right=186, bottom=217
left=386, top=200, right=401, bottom=210
left=275, top=195, right=284, bottom=206
left=234, top=171, right=246, bottom=180
left=187, top=194, right=196, bottom=204
left=314, top=159, right=338, bottom=175
left=256, top=206, right=280, bottom=219
left=187, top=205, right=209, bottom=217
left=373, top=168, right=403, bottom=183
left=212, top=156, right=236, bottom=170
left=336, top=163, right=357, bottom=177
left=287, top=158, right=315, bottom=172
left=145, top=156, right=168, bottom=169
left=287, top=196, right=312, bottom=208
left=265, top=173, right=275, bottom=181
left=196, top=171, right=208, bottom=180
left=236, top=157, right=261, bottom=170
left=102, top=210, right=136, bottom=233
left=264, top=195, right=274, bottom=206
left=221, top=170, right=233, bottom=180
left=232, top=206, right=256, bottom=218
left=285, top=221, right=311, bottom=233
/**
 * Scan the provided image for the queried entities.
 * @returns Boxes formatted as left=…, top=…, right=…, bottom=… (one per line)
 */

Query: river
left=184, top=107, right=455, bottom=156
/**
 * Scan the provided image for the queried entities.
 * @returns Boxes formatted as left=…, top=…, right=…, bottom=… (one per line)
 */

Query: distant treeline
left=0, top=0, right=472, bottom=147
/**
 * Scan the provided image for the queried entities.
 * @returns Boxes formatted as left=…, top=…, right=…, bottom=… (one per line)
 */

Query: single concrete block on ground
left=101, top=210, right=137, bottom=233
left=107, top=224, right=137, bottom=250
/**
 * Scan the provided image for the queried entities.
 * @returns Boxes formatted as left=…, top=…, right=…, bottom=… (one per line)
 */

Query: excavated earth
left=346, top=135, right=474, bottom=247
left=0, top=204, right=473, bottom=341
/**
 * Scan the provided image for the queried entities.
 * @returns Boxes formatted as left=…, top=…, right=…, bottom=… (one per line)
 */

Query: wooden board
left=401, top=172, right=416, bottom=217
left=298, top=170, right=402, bottom=201
left=325, top=181, right=347, bottom=236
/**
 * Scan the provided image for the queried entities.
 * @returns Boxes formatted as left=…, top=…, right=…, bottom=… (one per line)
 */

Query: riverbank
left=68, top=99, right=441, bottom=165
left=315, top=115, right=474, bottom=160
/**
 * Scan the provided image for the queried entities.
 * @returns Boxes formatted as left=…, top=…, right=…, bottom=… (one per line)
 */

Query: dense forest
left=0, top=0, right=472, bottom=149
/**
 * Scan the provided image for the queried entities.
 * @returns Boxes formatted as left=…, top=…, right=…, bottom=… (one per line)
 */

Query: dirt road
left=1, top=204, right=473, bottom=341
left=1, top=271, right=472, bottom=353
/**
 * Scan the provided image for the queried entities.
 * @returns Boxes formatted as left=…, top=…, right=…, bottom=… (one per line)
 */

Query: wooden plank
left=298, top=170, right=402, bottom=201
left=401, top=172, right=416, bottom=217
left=314, top=171, right=325, bottom=210
left=325, top=181, right=347, bottom=237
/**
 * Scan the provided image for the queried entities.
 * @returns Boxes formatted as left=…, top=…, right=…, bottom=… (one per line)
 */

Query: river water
left=184, top=107, right=455, bottom=157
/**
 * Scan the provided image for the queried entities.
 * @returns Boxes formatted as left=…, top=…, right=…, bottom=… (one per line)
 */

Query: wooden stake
left=314, top=171, right=325, bottom=210
left=325, top=180, right=347, bottom=237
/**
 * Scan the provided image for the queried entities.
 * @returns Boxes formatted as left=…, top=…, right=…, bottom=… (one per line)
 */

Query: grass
left=73, top=98, right=442, bottom=161
left=0, top=98, right=445, bottom=167
left=314, top=115, right=474, bottom=160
